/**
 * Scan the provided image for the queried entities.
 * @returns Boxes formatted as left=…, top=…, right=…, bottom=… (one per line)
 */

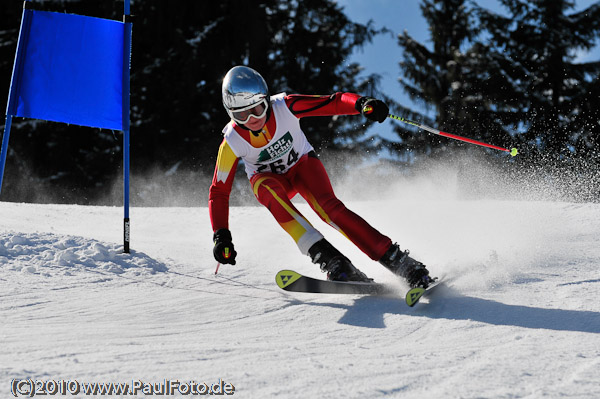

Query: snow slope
left=1, top=194, right=599, bottom=398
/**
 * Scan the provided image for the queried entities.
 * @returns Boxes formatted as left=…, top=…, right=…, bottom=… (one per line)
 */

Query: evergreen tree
left=264, top=0, right=383, bottom=153
left=477, top=0, right=600, bottom=158
left=395, top=0, right=517, bottom=158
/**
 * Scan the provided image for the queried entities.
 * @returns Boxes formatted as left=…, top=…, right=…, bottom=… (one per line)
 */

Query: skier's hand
left=213, top=228, right=237, bottom=265
left=356, top=97, right=389, bottom=123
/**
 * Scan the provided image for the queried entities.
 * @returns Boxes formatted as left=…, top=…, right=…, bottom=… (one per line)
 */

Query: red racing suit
left=208, top=92, right=392, bottom=260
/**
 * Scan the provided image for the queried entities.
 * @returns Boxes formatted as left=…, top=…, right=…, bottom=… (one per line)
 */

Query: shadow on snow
left=313, top=285, right=600, bottom=333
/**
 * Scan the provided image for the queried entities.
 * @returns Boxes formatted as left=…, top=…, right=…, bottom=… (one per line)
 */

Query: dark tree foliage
left=0, top=0, right=381, bottom=204
left=393, top=0, right=600, bottom=165
left=395, top=0, right=519, bottom=159
left=477, top=0, right=600, bottom=159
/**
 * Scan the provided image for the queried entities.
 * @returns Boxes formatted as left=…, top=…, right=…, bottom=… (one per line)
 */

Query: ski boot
left=308, top=239, right=372, bottom=282
left=379, top=243, right=432, bottom=288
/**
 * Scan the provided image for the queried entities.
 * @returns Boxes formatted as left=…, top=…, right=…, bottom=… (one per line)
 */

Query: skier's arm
left=208, top=139, right=239, bottom=232
left=284, top=93, right=361, bottom=117
left=285, top=93, right=388, bottom=122
left=209, top=139, right=239, bottom=265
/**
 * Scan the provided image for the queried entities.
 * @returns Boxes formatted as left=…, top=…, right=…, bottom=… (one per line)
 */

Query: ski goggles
left=228, top=99, right=268, bottom=125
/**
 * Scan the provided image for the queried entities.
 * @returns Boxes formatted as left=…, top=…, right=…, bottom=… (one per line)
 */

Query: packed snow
left=1, top=170, right=599, bottom=398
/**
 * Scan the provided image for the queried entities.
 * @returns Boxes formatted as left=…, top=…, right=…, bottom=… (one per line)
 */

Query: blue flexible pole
left=0, top=115, right=13, bottom=196
left=122, top=0, right=132, bottom=253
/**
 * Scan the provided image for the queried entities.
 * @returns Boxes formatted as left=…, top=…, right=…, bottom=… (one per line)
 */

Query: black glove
left=213, top=228, right=237, bottom=265
left=355, top=97, right=389, bottom=123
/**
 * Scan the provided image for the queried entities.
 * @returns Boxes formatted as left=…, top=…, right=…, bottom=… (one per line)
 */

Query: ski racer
left=209, top=65, right=432, bottom=288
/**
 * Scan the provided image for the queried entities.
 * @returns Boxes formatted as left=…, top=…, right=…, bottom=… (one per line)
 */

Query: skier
left=209, top=65, right=432, bottom=288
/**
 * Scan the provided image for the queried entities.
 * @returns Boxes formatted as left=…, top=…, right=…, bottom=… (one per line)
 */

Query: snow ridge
left=0, top=231, right=167, bottom=275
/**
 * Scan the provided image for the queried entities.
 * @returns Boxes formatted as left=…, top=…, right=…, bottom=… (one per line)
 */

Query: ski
left=405, top=278, right=443, bottom=307
left=276, top=269, right=442, bottom=306
left=276, top=269, right=390, bottom=295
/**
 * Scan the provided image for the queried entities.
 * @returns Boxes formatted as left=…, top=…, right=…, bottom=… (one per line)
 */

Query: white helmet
left=222, top=66, right=269, bottom=125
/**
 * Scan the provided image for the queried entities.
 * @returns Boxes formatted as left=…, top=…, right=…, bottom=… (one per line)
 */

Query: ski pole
left=364, top=106, right=518, bottom=156
left=388, top=113, right=518, bottom=156
left=214, top=262, right=221, bottom=275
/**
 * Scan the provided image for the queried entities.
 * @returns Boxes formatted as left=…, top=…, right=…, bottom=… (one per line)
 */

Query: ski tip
left=276, top=270, right=302, bottom=289
left=405, top=287, right=426, bottom=307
